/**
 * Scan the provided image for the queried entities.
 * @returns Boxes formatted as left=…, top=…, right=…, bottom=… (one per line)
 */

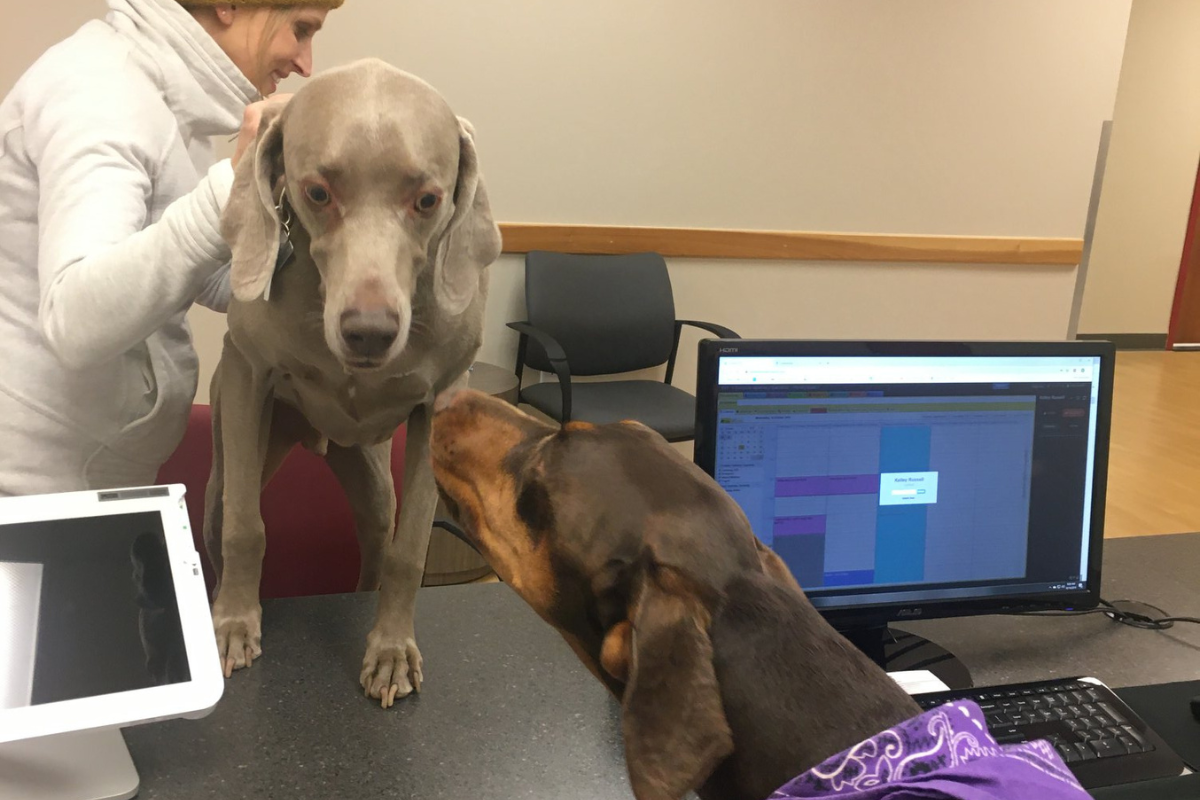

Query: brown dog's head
left=222, top=58, right=501, bottom=371
left=431, top=389, right=797, bottom=800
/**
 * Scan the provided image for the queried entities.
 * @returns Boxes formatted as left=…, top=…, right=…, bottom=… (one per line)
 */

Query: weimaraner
left=429, top=390, right=921, bottom=800
left=206, top=59, right=501, bottom=707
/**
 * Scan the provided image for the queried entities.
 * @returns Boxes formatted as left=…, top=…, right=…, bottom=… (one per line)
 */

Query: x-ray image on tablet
left=0, top=512, right=190, bottom=710
left=0, top=484, right=222, bottom=800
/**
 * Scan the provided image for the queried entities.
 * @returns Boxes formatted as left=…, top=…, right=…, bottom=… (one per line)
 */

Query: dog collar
left=265, top=181, right=296, bottom=302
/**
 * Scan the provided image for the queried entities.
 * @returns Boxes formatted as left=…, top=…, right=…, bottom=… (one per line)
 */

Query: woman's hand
left=231, top=94, right=293, bottom=169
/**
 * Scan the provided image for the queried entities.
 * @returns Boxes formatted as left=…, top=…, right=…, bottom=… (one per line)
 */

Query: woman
left=0, top=0, right=339, bottom=496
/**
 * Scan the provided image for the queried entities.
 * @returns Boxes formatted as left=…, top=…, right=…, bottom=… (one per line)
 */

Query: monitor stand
left=0, top=728, right=139, bottom=800
left=841, top=624, right=973, bottom=691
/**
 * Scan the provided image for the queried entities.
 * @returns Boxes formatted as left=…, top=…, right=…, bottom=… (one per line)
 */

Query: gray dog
left=206, top=59, right=501, bottom=707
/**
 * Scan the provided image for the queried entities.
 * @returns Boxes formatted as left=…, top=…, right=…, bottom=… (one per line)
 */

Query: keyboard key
left=1090, top=738, right=1127, bottom=758
left=1120, top=725, right=1154, bottom=753
left=1099, top=702, right=1129, bottom=725
left=1057, top=743, right=1081, bottom=763
left=1075, top=742, right=1100, bottom=761
left=992, top=726, right=1024, bottom=744
left=1118, top=735, right=1141, bottom=754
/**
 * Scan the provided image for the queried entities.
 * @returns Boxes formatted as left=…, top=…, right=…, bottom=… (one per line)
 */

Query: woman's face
left=212, top=6, right=329, bottom=96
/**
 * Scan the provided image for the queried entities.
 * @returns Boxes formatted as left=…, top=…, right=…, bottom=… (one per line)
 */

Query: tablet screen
left=0, top=511, right=191, bottom=710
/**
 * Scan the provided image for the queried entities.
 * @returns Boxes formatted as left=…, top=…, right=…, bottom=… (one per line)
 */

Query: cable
left=1013, top=598, right=1200, bottom=631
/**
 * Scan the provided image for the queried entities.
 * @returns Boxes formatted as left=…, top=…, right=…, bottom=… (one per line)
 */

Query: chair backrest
left=523, top=251, right=676, bottom=375
left=156, top=404, right=407, bottom=599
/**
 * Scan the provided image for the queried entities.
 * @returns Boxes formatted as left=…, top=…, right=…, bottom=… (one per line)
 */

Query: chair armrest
left=506, top=321, right=575, bottom=422
left=666, top=320, right=742, bottom=384
left=432, top=518, right=479, bottom=553
left=677, top=319, right=740, bottom=339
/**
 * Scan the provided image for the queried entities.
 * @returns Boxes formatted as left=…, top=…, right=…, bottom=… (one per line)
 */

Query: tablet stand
left=0, top=728, right=138, bottom=800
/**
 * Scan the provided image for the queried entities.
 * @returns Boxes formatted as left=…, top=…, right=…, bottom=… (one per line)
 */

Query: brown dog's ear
left=222, top=100, right=287, bottom=303
left=431, top=117, right=502, bottom=316
left=621, top=562, right=733, bottom=800
left=755, top=536, right=804, bottom=592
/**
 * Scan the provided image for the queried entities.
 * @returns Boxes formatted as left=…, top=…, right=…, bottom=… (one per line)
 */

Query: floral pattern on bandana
left=771, top=701, right=1089, bottom=800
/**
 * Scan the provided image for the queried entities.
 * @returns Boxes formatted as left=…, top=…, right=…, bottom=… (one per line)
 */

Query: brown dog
left=429, top=388, right=921, bottom=800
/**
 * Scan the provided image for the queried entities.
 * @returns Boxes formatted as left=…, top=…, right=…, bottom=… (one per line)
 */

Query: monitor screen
left=694, top=342, right=1112, bottom=623
left=0, top=511, right=190, bottom=710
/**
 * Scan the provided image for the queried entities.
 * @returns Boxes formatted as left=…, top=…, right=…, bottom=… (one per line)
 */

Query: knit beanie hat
left=179, top=0, right=345, bottom=8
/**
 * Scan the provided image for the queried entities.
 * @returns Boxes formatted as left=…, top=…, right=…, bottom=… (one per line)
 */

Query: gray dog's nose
left=340, top=309, right=400, bottom=360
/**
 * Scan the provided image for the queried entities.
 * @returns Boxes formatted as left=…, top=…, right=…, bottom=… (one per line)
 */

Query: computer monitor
left=694, top=340, right=1115, bottom=688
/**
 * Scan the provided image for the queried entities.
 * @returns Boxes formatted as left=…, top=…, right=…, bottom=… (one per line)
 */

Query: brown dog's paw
left=360, top=631, right=423, bottom=709
left=212, top=604, right=263, bottom=677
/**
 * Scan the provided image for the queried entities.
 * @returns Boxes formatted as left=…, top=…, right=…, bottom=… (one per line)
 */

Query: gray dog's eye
left=305, top=185, right=331, bottom=206
left=416, top=193, right=439, bottom=212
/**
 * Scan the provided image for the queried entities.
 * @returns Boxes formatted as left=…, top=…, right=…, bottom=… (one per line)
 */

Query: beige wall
left=4, top=4, right=103, bottom=86
left=4, top=2, right=1132, bottom=401
left=1079, top=0, right=1200, bottom=335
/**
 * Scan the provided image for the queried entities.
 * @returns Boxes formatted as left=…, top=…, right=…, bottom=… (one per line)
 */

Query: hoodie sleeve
left=27, top=67, right=238, bottom=369
left=195, top=264, right=233, bottom=313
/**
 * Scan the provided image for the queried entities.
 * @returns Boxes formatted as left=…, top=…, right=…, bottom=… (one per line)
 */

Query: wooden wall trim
left=498, top=223, right=1083, bottom=266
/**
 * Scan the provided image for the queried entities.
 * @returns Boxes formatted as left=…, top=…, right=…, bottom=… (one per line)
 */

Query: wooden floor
left=1105, top=351, right=1200, bottom=538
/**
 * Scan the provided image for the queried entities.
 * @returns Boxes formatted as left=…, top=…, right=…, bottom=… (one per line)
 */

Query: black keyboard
left=913, top=677, right=1185, bottom=790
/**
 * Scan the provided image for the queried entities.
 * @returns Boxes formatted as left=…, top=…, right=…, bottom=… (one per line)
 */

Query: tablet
left=0, top=484, right=223, bottom=743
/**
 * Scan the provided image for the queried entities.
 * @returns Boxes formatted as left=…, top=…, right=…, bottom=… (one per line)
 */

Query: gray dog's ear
left=222, top=102, right=287, bottom=303
left=619, top=561, right=733, bottom=800
left=432, top=117, right=502, bottom=316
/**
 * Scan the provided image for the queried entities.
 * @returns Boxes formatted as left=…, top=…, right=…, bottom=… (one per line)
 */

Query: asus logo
left=895, top=608, right=923, bottom=618
left=719, top=347, right=739, bottom=353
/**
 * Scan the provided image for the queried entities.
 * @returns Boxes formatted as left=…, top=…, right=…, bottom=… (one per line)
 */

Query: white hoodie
left=0, top=0, right=259, bottom=495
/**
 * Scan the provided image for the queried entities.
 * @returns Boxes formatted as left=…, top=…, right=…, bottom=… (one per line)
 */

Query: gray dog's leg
left=202, top=367, right=226, bottom=597
left=209, top=343, right=278, bottom=677
left=324, top=439, right=395, bottom=592
left=359, top=403, right=436, bottom=707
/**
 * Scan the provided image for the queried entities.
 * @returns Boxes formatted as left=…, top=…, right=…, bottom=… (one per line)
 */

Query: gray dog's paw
left=212, top=604, right=263, bottom=677
left=360, top=632, right=423, bottom=709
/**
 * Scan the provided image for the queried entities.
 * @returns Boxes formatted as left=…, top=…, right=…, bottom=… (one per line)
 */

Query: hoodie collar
left=105, top=0, right=260, bottom=137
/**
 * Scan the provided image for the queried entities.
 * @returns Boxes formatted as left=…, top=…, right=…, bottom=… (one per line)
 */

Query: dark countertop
left=123, top=534, right=1200, bottom=799
left=902, top=533, right=1200, bottom=689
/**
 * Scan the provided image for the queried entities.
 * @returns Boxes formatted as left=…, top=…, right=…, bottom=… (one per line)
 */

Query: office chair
left=508, top=251, right=739, bottom=442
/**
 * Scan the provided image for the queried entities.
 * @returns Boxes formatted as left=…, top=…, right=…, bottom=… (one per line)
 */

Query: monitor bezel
left=694, top=339, right=1114, bottom=629
left=0, top=484, right=224, bottom=744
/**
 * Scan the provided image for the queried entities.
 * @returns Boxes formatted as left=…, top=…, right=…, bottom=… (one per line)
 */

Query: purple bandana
left=771, top=701, right=1090, bottom=799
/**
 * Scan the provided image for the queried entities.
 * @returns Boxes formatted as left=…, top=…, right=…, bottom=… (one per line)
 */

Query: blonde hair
left=253, top=8, right=302, bottom=88
left=185, top=5, right=306, bottom=96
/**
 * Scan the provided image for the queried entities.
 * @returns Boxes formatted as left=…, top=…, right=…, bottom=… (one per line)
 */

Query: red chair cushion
left=156, top=404, right=407, bottom=599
